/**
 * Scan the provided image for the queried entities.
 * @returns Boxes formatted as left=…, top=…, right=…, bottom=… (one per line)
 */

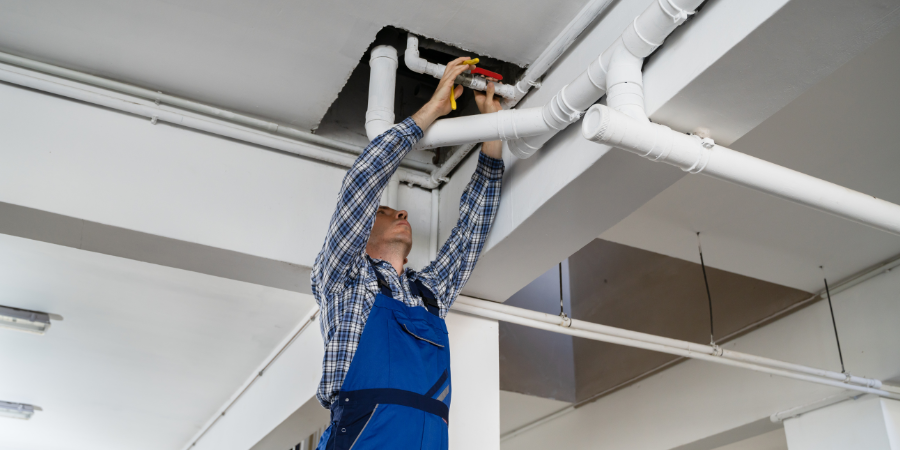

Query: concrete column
left=446, top=311, right=500, bottom=450
left=784, top=395, right=900, bottom=450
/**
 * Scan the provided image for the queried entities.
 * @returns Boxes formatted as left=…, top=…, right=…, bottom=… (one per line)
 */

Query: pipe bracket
left=658, top=0, right=695, bottom=23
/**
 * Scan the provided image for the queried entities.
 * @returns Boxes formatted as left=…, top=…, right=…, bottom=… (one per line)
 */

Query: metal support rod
left=697, top=232, right=716, bottom=345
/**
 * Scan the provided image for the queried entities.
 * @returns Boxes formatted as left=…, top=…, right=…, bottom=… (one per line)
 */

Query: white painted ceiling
left=602, top=22, right=900, bottom=293
left=0, top=233, right=315, bottom=450
left=0, top=0, right=591, bottom=131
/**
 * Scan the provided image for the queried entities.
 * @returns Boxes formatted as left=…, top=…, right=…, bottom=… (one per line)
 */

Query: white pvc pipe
left=430, top=0, right=616, bottom=182
left=454, top=297, right=882, bottom=389
left=451, top=299, right=898, bottom=400
left=405, top=34, right=517, bottom=99
left=507, top=0, right=705, bottom=159
left=506, top=0, right=616, bottom=107
left=582, top=104, right=900, bottom=237
left=0, top=62, right=434, bottom=187
left=0, top=50, right=400, bottom=165
left=366, top=46, right=398, bottom=141
left=415, top=108, right=552, bottom=150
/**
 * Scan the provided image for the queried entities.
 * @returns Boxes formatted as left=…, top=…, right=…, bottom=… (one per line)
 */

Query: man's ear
left=404, top=257, right=408, bottom=265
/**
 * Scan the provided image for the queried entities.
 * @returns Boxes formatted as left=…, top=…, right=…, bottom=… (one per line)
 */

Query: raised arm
left=418, top=81, right=505, bottom=316
left=311, top=56, right=476, bottom=298
left=418, top=152, right=503, bottom=316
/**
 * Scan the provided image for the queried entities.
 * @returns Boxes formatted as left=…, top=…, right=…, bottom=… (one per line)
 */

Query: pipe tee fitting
left=582, top=104, right=710, bottom=173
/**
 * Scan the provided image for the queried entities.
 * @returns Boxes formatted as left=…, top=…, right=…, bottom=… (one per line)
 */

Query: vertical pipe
left=430, top=188, right=440, bottom=260
left=365, top=46, right=398, bottom=140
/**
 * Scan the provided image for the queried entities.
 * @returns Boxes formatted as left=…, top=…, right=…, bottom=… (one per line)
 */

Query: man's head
left=367, top=206, right=412, bottom=266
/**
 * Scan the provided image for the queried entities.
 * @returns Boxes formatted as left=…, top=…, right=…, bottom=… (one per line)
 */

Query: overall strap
left=409, top=279, right=441, bottom=317
left=372, top=269, right=394, bottom=297
left=372, top=268, right=441, bottom=317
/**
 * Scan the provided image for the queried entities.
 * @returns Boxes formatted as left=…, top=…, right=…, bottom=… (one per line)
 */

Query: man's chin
left=389, top=233, right=413, bottom=248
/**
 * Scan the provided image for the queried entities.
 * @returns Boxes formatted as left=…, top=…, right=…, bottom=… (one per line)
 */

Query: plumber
left=311, top=56, right=504, bottom=449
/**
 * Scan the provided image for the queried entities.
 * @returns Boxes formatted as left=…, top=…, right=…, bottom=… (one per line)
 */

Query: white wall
left=784, top=396, right=900, bottom=450
left=447, top=311, right=501, bottom=450
left=0, top=81, right=435, bottom=270
left=502, top=263, right=900, bottom=450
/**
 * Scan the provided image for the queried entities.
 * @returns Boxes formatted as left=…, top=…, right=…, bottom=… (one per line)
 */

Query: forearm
left=481, top=140, right=502, bottom=159
left=419, top=153, right=503, bottom=312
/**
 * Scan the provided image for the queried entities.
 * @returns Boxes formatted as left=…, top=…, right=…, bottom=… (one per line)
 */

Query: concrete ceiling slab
left=0, top=0, right=591, bottom=130
left=0, top=233, right=315, bottom=450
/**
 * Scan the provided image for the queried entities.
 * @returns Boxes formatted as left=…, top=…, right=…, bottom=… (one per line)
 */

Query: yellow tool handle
left=449, top=85, right=457, bottom=110
left=449, top=59, right=477, bottom=110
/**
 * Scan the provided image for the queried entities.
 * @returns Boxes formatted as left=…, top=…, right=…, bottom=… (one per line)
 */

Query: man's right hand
left=412, top=57, right=474, bottom=130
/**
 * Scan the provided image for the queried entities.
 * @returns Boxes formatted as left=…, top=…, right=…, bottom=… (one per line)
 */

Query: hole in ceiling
left=315, top=26, right=524, bottom=167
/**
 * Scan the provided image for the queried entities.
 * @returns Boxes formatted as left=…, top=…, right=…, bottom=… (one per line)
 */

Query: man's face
left=368, top=206, right=413, bottom=252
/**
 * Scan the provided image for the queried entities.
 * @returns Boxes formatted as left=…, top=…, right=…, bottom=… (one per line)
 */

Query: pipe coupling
left=658, top=0, right=695, bottom=23
left=542, top=86, right=582, bottom=131
left=365, top=108, right=394, bottom=126
left=581, top=104, right=712, bottom=174
left=371, top=45, right=399, bottom=64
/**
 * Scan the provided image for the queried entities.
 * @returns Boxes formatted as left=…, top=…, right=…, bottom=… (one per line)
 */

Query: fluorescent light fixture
left=0, top=305, right=52, bottom=335
left=0, top=401, right=42, bottom=420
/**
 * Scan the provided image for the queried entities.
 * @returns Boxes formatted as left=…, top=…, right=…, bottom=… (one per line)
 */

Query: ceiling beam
left=0, top=201, right=311, bottom=294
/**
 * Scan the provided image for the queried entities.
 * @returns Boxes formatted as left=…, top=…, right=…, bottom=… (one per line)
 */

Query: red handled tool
left=470, top=67, right=503, bottom=81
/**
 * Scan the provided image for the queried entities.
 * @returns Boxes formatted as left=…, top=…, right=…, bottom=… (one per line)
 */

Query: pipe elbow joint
left=365, top=109, right=394, bottom=141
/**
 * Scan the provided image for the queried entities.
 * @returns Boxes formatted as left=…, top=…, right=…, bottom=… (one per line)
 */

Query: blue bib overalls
left=316, top=272, right=451, bottom=450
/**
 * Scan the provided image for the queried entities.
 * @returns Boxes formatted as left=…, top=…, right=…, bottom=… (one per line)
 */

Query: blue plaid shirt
left=311, top=117, right=503, bottom=408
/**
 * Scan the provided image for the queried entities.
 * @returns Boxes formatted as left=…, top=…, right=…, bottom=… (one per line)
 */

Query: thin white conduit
left=0, top=62, right=435, bottom=186
left=430, top=188, right=440, bottom=260
left=0, top=51, right=393, bottom=164
left=185, top=254, right=900, bottom=448
left=505, top=0, right=617, bottom=107
left=183, top=308, right=320, bottom=450
left=452, top=299, right=898, bottom=398
left=500, top=253, right=900, bottom=441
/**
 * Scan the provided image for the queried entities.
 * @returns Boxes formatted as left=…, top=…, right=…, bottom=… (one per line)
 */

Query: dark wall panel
left=568, top=239, right=811, bottom=402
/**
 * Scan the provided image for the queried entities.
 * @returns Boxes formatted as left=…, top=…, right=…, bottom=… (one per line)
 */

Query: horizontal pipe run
left=405, top=34, right=517, bottom=99
left=415, top=108, right=552, bottom=150
left=582, top=104, right=900, bottom=237
left=0, top=50, right=403, bottom=165
left=428, top=143, right=480, bottom=186
left=451, top=300, right=899, bottom=401
left=0, top=63, right=434, bottom=186
left=506, top=0, right=616, bottom=107
left=506, top=0, right=706, bottom=158
left=454, top=296, right=885, bottom=391
left=770, top=392, right=862, bottom=424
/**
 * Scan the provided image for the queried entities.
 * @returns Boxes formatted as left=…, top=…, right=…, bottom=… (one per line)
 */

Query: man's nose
left=397, top=210, right=408, bottom=220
